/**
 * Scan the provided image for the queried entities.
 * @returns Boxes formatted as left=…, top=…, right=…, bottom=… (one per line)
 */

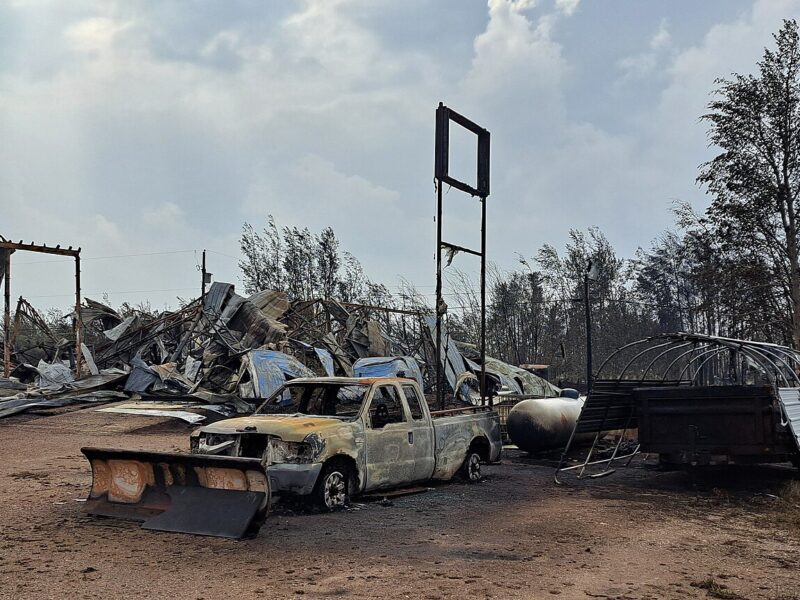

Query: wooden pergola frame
left=1, top=236, right=82, bottom=378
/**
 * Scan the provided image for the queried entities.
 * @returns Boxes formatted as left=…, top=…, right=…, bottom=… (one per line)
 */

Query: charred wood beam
left=0, top=241, right=81, bottom=257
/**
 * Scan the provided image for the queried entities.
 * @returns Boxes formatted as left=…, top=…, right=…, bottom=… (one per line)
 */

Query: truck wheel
left=460, top=451, right=482, bottom=483
left=312, top=461, right=351, bottom=511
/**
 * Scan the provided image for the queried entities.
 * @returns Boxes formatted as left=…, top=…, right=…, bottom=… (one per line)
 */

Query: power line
left=15, top=249, right=197, bottom=265
left=206, top=249, right=241, bottom=261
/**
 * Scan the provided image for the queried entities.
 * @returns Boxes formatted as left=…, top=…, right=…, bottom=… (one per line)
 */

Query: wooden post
left=3, top=251, right=10, bottom=377
left=75, top=255, right=82, bottom=379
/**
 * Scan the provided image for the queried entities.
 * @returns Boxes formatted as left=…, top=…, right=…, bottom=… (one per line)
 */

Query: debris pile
left=1, top=282, right=559, bottom=423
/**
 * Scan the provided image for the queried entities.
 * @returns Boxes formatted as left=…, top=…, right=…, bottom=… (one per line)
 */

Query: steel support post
left=436, top=182, right=443, bottom=410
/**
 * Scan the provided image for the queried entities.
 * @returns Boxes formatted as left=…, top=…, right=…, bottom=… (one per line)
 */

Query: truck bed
left=429, top=405, right=502, bottom=480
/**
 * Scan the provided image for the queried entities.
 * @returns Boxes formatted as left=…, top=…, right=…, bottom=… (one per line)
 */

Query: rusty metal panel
left=81, top=447, right=269, bottom=538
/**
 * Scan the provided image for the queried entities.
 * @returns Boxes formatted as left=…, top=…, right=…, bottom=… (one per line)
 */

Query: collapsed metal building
left=1, top=276, right=559, bottom=422
left=556, top=332, right=800, bottom=481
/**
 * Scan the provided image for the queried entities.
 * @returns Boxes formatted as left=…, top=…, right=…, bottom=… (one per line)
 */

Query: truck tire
left=312, top=460, right=352, bottom=511
left=459, top=451, right=482, bottom=483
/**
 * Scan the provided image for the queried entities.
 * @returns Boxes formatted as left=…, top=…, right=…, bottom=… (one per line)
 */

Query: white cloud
left=650, top=18, right=671, bottom=50
left=64, top=17, right=130, bottom=53
left=616, top=18, right=672, bottom=82
left=463, top=0, right=569, bottom=117
left=3, top=0, right=800, bottom=311
left=555, top=0, right=580, bottom=16
left=143, top=202, right=185, bottom=228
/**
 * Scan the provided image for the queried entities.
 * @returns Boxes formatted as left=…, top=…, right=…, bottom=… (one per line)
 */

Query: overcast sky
left=2, top=0, right=797, bottom=312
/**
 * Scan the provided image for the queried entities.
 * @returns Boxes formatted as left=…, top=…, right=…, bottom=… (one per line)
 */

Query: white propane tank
left=506, top=396, right=584, bottom=452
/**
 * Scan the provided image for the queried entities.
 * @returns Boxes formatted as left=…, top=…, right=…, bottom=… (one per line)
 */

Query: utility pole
left=584, top=260, right=593, bottom=395
left=201, top=249, right=207, bottom=306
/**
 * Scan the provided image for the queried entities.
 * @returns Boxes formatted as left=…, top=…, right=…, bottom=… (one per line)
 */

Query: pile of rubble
left=0, top=282, right=559, bottom=423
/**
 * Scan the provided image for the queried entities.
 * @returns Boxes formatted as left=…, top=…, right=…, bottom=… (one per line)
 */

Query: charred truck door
left=401, top=383, right=436, bottom=481
left=364, top=383, right=415, bottom=489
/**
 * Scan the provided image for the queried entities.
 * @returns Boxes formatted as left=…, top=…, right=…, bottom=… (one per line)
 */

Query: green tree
left=698, top=19, right=800, bottom=346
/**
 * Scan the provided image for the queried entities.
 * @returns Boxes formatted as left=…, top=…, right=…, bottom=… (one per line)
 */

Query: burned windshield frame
left=254, top=383, right=369, bottom=418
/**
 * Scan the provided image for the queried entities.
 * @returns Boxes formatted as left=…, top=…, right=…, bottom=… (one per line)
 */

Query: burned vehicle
left=191, top=376, right=502, bottom=509
left=81, top=376, right=501, bottom=537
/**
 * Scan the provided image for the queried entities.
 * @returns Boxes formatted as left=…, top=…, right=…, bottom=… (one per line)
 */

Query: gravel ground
left=1, top=406, right=800, bottom=600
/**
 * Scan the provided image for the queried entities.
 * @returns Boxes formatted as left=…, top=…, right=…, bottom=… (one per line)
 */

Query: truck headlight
left=193, top=433, right=238, bottom=455
left=267, top=439, right=315, bottom=464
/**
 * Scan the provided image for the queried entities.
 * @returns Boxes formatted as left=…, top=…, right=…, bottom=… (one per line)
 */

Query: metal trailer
left=555, top=332, right=800, bottom=482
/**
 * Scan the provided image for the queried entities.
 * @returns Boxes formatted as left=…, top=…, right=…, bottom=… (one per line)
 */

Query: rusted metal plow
left=81, top=447, right=270, bottom=538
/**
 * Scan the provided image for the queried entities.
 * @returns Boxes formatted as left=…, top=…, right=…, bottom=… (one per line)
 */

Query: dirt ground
left=2, top=406, right=800, bottom=600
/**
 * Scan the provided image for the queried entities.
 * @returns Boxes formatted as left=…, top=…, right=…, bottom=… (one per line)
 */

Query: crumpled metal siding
left=778, top=387, right=800, bottom=452
left=247, top=350, right=315, bottom=399
left=124, top=357, right=160, bottom=393
left=249, top=359, right=285, bottom=399
left=0, top=391, right=127, bottom=419
left=314, top=348, right=335, bottom=377
left=464, top=357, right=522, bottom=395
left=353, top=356, right=423, bottom=387
left=103, top=316, right=136, bottom=342
left=204, top=282, right=235, bottom=314
left=424, top=316, right=468, bottom=392
left=34, top=360, right=75, bottom=389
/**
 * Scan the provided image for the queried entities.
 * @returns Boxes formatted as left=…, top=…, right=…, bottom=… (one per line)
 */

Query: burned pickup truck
left=82, top=377, right=501, bottom=537
left=192, top=376, right=502, bottom=508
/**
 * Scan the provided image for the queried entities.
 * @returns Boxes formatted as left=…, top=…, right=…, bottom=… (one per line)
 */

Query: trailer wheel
left=459, top=451, right=482, bottom=483
left=312, top=460, right=352, bottom=511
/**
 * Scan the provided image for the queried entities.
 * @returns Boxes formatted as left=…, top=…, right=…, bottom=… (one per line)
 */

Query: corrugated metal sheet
left=572, top=380, right=674, bottom=435
left=314, top=348, right=335, bottom=376
left=424, top=315, right=468, bottom=391
left=247, top=350, right=315, bottom=399
left=353, top=356, right=423, bottom=387
left=204, top=282, right=234, bottom=314
left=778, top=387, right=800, bottom=451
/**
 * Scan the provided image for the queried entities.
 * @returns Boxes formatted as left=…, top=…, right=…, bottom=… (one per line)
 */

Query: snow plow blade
left=80, top=447, right=270, bottom=538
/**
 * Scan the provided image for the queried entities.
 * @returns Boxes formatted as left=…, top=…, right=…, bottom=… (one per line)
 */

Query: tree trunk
left=788, top=236, right=800, bottom=348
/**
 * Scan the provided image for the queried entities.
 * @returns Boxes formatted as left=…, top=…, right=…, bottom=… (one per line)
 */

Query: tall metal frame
left=434, top=102, right=490, bottom=409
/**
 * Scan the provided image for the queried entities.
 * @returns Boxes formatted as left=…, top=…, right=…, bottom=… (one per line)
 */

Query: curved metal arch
left=594, top=337, right=655, bottom=379
left=678, top=346, right=728, bottom=382
left=757, top=345, right=800, bottom=380
left=718, top=343, right=788, bottom=387
left=661, top=343, right=713, bottom=383
left=640, top=341, right=694, bottom=382
left=594, top=332, right=800, bottom=384
left=758, top=343, right=800, bottom=364
left=671, top=339, right=791, bottom=387
left=617, top=340, right=682, bottom=382
left=740, top=344, right=799, bottom=387
left=690, top=347, right=734, bottom=384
